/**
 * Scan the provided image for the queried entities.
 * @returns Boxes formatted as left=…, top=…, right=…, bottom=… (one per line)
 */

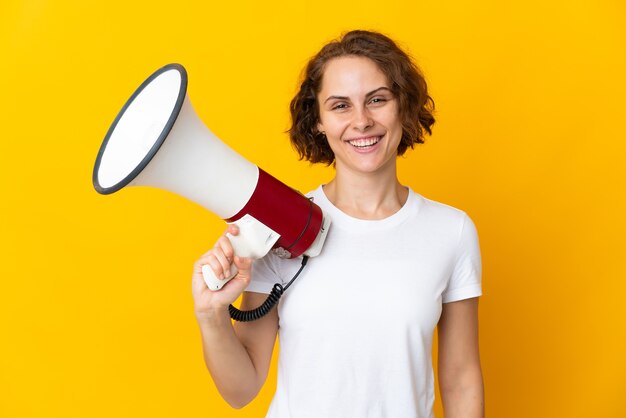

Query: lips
left=346, top=135, right=383, bottom=148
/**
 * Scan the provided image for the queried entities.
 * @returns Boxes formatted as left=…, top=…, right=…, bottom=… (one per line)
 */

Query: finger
left=201, top=254, right=228, bottom=280
left=215, top=235, right=235, bottom=261
left=214, top=236, right=235, bottom=275
left=212, top=247, right=233, bottom=278
left=226, top=223, right=240, bottom=236
left=193, top=251, right=218, bottom=274
left=222, top=269, right=251, bottom=293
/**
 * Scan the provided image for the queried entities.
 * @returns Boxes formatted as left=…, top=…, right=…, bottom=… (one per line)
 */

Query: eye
left=368, top=97, right=387, bottom=105
left=331, top=102, right=349, bottom=111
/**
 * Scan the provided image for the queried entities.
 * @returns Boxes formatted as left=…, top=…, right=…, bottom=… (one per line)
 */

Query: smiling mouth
left=346, top=135, right=383, bottom=148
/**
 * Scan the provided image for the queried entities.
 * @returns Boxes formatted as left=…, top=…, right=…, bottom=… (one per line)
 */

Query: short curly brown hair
left=289, top=30, right=435, bottom=165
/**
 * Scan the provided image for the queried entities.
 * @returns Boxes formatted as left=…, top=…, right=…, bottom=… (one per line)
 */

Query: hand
left=192, top=224, right=253, bottom=322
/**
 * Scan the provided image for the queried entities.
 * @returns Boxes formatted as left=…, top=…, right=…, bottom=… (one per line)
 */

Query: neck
left=323, top=163, right=408, bottom=220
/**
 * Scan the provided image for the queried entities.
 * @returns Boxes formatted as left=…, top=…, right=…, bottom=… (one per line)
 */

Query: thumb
left=221, top=256, right=252, bottom=296
left=233, top=256, right=253, bottom=280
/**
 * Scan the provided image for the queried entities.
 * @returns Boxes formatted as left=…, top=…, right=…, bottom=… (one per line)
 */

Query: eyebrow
left=323, top=87, right=392, bottom=104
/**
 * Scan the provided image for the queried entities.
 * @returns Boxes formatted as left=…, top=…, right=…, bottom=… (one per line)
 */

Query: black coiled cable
left=229, top=255, right=309, bottom=322
left=228, top=283, right=284, bottom=322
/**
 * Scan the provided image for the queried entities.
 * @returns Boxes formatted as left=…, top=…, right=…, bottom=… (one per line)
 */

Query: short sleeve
left=246, top=252, right=284, bottom=294
left=442, top=213, right=482, bottom=303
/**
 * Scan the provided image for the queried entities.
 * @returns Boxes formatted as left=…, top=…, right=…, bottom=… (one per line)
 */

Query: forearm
left=440, top=366, right=484, bottom=418
left=197, top=308, right=260, bottom=409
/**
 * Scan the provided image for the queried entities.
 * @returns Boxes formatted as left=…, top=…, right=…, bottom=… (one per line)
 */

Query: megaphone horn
left=93, top=63, right=330, bottom=292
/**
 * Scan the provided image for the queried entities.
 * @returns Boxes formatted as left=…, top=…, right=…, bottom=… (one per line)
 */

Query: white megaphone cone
left=93, top=64, right=330, bottom=291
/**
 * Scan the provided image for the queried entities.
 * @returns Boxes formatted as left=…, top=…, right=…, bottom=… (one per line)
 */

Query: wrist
left=195, top=303, right=231, bottom=327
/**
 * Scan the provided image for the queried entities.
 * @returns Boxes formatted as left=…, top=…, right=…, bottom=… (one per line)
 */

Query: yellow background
left=1, top=0, right=625, bottom=417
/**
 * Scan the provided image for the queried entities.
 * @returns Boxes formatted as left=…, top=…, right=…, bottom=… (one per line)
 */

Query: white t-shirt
left=247, top=186, right=482, bottom=418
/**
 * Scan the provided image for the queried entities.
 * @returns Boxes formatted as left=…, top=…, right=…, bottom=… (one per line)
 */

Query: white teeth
left=348, top=136, right=381, bottom=148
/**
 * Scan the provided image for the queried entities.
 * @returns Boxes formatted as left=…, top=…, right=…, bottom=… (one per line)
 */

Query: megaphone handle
left=202, top=263, right=239, bottom=291
left=201, top=214, right=280, bottom=291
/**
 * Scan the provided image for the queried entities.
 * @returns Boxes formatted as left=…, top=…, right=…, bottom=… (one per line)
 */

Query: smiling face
left=317, top=55, right=403, bottom=176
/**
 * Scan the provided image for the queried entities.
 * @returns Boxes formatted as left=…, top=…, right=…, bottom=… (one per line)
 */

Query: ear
left=316, top=121, right=325, bottom=135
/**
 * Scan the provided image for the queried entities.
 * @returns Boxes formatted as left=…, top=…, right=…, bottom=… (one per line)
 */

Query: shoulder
left=411, top=190, right=472, bottom=227
left=306, top=185, right=325, bottom=203
left=407, top=191, right=479, bottom=255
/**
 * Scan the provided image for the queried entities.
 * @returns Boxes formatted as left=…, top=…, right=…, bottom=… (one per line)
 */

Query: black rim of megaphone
left=93, top=63, right=188, bottom=195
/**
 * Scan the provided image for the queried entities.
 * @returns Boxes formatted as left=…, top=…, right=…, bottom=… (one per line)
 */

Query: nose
left=353, top=106, right=374, bottom=131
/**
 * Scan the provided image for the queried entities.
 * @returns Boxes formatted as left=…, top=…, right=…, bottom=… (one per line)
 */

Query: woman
left=192, top=30, right=484, bottom=418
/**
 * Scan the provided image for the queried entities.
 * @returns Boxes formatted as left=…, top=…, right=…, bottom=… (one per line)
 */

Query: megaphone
left=93, top=63, right=331, bottom=292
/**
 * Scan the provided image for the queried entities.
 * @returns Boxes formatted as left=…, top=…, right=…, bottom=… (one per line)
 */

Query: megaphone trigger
left=227, top=214, right=280, bottom=259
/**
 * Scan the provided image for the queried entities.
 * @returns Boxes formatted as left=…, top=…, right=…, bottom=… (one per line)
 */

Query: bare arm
left=192, top=225, right=278, bottom=409
left=437, top=297, right=484, bottom=418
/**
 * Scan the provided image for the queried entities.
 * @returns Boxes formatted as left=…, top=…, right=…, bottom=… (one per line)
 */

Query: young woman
left=192, top=30, right=484, bottom=418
